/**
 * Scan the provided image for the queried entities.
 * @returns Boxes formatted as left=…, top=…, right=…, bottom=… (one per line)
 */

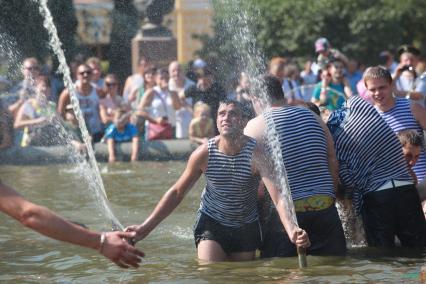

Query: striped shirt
left=375, top=98, right=426, bottom=182
left=199, top=137, right=259, bottom=227
left=328, top=96, right=412, bottom=214
left=264, top=106, right=335, bottom=201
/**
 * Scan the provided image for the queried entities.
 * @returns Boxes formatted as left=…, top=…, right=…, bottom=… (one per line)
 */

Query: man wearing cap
left=315, top=37, right=349, bottom=71
left=393, top=45, right=426, bottom=107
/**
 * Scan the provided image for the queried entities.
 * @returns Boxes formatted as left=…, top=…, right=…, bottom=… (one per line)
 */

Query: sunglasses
left=25, top=66, right=39, bottom=71
left=106, top=82, right=117, bottom=87
left=79, top=70, right=92, bottom=76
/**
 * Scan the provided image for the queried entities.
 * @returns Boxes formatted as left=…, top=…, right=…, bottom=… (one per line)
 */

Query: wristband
left=99, top=232, right=107, bottom=253
left=406, top=92, right=411, bottom=99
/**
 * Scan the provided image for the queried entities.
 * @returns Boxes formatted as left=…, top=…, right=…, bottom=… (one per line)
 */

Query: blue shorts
left=193, top=212, right=261, bottom=254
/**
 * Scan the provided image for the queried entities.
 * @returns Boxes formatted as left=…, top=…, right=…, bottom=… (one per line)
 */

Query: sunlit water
left=1, top=162, right=425, bottom=283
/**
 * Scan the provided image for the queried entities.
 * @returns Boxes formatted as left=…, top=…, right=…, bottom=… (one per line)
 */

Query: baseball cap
left=315, top=37, right=330, bottom=52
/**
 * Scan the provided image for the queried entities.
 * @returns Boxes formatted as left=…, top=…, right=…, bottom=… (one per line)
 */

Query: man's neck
left=218, top=134, right=246, bottom=155
left=376, top=97, right=396, bottom=112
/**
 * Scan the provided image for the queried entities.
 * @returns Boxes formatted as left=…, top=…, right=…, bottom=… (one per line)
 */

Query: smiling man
left=365, top=66, right=426, bottom=183
left=126, top=100, right=309, bottom=262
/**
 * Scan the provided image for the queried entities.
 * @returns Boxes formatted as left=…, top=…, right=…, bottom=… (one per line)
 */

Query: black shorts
left=261, top=205, right=347, bottom=258
left=193, top=212, right=261, bottom=254
left=361, top=184, right=426, bottom=248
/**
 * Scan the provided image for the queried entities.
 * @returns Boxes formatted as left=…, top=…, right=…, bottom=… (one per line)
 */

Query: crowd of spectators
left=1, top=37, right=426, bottom=163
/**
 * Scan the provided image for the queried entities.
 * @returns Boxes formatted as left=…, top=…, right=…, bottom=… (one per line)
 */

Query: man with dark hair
left=245, top=75, right=345, bottom=257
left=126, top=99, right=310, bottom=262
left=393, top=45, right=426, bottom=105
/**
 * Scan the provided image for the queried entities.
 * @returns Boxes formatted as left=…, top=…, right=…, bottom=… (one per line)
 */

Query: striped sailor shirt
left=199, top=137, right=259, bottom=228
left=328, top=96, right=412, bottom=214
left=375, top=98, right=426, bottom=182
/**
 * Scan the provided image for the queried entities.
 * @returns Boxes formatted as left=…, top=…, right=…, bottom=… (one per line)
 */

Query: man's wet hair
left=218, top=99, right=249, bottom=118
left=397, top=130, right=424, bottom=147
left=252, top=75, right=285, bottom=102
left=363, top=66, right=393, bottom=86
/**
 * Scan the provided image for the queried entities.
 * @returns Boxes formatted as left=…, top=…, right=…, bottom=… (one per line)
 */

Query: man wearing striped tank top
left=365, top=66, right=426, bottom=183
left=327, top=94, right=426, bottom=248
left=126, top=100, right=310, bottom=262
left=245, top=75, right=346, bottom=257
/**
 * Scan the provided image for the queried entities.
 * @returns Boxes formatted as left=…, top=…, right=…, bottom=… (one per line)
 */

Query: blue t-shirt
left=105, top=123, right=138, bottom=143
left=312, top=82, right=346, bottom=110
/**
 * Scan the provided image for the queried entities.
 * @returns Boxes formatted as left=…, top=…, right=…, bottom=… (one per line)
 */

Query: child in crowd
left=62, top=104, right=86, bottom=153
left=105, top=108, right=139, bottom=162
left=188, top=101, right=214, bottom=145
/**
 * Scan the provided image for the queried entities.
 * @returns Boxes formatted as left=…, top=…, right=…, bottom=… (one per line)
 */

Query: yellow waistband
left=294, top=195, right=334, bottom=212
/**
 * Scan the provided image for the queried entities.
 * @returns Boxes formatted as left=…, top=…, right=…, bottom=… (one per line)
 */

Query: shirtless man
left=126, top=100, right=309, bottom=262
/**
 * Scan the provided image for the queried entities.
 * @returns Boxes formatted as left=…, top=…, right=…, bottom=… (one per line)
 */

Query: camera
left=400, top=65, right=415, bottom=72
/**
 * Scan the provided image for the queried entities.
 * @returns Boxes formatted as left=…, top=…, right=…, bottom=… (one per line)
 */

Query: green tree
left=0, top=0, right=77, bottom=69
left=197, top=0, right=426, bottom=85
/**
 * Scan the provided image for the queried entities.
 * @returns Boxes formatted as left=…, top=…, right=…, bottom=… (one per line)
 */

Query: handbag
left=147, top=92, right=173, bottom=140
left=147, top=121, right=173, bottom=140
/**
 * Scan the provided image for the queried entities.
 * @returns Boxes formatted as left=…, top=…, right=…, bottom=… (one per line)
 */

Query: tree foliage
left=0, top=0, right=77, bottom=66
left=197, top=0, right=426, bottom=85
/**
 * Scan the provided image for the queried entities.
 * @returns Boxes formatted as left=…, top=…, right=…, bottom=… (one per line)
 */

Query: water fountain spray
left=217, top=0, right=307, bottom=267
left=34, top=0, right=123, bottom=231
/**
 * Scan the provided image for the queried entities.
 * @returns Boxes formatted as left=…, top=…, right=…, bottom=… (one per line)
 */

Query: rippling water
left=1, top=162, right=425, bottom=283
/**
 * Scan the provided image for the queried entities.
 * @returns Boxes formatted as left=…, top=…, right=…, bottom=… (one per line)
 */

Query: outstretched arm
left=0, top=182, right=144, bottom=268
left=126, top=144, right=208, bottom=242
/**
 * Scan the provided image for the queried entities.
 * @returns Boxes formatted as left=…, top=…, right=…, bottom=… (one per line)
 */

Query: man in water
left=327, top=94, right=426, bottom=248
left=0, top=181, right=144, bottom=268
left=244, top=75, right=346, bottom=257
left=126, top=100, right=310, bottom=262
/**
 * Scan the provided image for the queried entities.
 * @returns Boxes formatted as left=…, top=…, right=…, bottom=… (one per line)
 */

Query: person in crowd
left=136, top=68, right=180, bottom=140
left=345, top=59, right=362, bottom=94
left=268, top=57, right=288, bottom=81
left=392, top=45, right=426, bottom=105
left=312, top=58, right=353, bottom=112
left=189, top=102, right=214, bottom=145
left=397, top=130, right=424, bottom=185
left=13, top=76, right=57, bottom=147
left=327, top=94, right=426, bottom=248
left=105, top=108, right=139, bottom=163
left=123, top=56, right=153, bottom=103
left=57, top=64, right=104, bottom=142
left=6, top=57, right=40, bottom=118
left=365, top=66, right=426, bottom=183
left=99, top=74, right=125, bottom=128
left=378, top=50, right=398, bottom=74
left=125, top=100, right=310, bottom=262
left=62, top=104, right=86, bottom=153
left=282, top=63, right=304, bottom=104
left=86, top=57, right=105, bottom=89
left=168, top=61, right=195, bottom=139
left=299, top=60, right=318, bottom=101
left=0, top=100, right=12, bottom=150
left=233, top=72, right=255, bottom=119
left=11, top=57, right=40, bottom=95
left=245, top=75, right=345, bottom=257
left=314, top=37, right=349, bottom=71
left=0, top=180, right=144, bottom=268
left=184, top=67, right=227, bottom=134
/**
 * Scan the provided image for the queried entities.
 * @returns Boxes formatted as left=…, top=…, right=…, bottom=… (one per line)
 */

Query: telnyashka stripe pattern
left=376, top=98, right=426, bottom=182
left=334, top=96, right=412, bottom=214
left=199, top=137, right=259, bottom=228
left=264, top=106, right=335, bottom=201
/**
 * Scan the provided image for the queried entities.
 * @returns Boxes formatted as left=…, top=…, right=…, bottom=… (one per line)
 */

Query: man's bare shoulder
left=244, top=115, right=266, bottom=140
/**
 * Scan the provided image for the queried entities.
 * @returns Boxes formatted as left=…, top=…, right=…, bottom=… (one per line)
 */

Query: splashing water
left=218, top=0, right=298, bottom=227
left=34, top=0, right=123, bottom=230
